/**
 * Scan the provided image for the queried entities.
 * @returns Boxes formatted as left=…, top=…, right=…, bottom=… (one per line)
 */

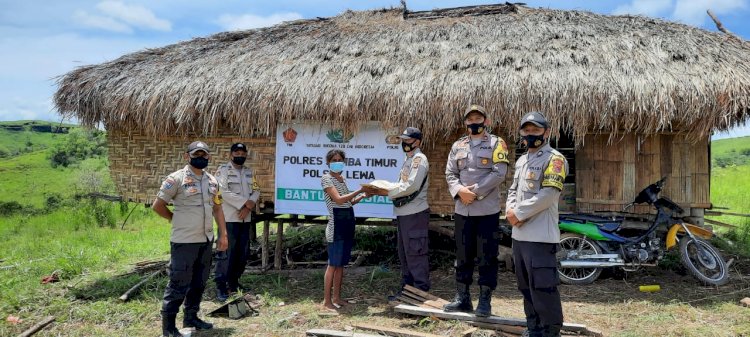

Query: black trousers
left=512, top=239, right=564, bottom=327
left=162, top=242, right=212, bottom=315
left=214, top=222, right=251, bottom=291
left=454, top=212, right=500, bottom=289
left=396, top=208, right=431, bottom=291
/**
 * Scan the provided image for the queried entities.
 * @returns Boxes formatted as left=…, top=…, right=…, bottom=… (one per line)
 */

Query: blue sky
left=1, top=0, right=748, bottom=138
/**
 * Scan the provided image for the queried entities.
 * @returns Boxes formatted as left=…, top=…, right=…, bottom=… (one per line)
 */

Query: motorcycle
left=556, top=177, right=729, bottom=286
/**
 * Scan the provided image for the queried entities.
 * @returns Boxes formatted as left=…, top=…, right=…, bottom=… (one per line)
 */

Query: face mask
left=522, top=134, right=546, bottom=149
left=467, top=122, right=485, bottom=135
left=190, top=156, right=209, bottom=169
left=329, top=162, right=345, bottom=173
left=232, top=156, right=246, bottom=165
left=401, top=141, right=416, bottom=152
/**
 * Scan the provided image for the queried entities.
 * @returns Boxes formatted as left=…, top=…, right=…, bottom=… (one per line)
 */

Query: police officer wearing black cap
left=213, top=143, right=261, bottom=301
left=365, top=127, right=431, bottom=294
left=152, top=141, right=228, bottom=337
left=444, top=105, right=510, bottom=317
left=506, top=112, right=567, bottom=337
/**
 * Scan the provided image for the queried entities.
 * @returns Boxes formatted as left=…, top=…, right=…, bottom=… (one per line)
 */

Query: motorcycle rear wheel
left=558, top=233, right=603, bottom=285
left=679, top=237, right=729, bottom=286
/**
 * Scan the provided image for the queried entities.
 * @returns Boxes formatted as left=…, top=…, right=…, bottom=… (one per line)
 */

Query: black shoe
left=161, top=313, right=182, bottom=337
left=183, top=312, right=213, bottom=330
left=522, top=316, right=544, bottom=337
left=474, top=285, right=493, bottom=317
left=540, top=324, right=562, bottom=337
left=387, top=288, right=403, bottom=302
left=443, top=283, right=473, bottom=313
left=216, top=288, right=229, bottom=302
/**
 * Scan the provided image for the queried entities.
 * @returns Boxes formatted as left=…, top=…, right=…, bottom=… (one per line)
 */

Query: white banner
left=274, top=122, right=404, bottom=218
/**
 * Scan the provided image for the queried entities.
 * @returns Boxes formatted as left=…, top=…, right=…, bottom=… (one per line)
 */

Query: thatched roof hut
left=54, top=3, right=750, bottom=219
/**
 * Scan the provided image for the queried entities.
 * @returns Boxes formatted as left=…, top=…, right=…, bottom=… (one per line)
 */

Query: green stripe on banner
left=276, top=188, right=392, bottom=204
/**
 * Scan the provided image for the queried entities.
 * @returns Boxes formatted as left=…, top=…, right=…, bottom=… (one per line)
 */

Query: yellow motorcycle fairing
left=665, top=223, right=713, bottom=250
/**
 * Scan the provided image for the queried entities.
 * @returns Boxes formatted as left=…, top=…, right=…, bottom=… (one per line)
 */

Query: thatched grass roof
left=54, top=3, right=750, bottom=143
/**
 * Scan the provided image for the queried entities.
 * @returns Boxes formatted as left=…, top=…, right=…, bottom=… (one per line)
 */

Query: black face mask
left=232, top=156, right=246, bottom=165
left=401, top=141, right=417, bottom=153
left=467, top=123, right=485, bottom=135
left=190, top=157, right=209, bottom=169
left=522, top=134, right=546, bottom=149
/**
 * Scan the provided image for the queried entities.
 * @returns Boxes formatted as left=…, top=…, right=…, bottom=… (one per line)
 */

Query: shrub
left=48, top=128, right=107, bottom=168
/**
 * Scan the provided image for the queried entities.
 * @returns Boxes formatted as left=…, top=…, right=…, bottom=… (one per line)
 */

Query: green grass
left=0, top=121, right=77, bottom=158
left=709, top=137, right=750, bottom=254
left=0, top=151, right=112, bottom=207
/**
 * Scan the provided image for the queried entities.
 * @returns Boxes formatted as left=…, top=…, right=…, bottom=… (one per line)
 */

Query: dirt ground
left=187, top=255, right=750, bottom=337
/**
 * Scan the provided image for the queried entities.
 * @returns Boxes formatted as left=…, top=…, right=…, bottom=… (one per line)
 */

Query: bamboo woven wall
left=109, top=127, right=709, bottom=216
left=575, top=134, right=710, bottom=214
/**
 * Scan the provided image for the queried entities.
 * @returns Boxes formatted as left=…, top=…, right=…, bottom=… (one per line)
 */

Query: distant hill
left=0, top=120, right=79, bottom=158
left=711, top=136, right=750, bottom=168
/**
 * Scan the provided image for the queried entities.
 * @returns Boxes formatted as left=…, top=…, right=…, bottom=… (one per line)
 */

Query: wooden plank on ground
left=306, top=329, right=382, bottom=337
left=352, top=323, right=444, bottom=337
left=705, top=210, right=750, bottom=218
left=467, top=321, right=526, bottom=335
left=393, top=304, right=590, bottom=334
left=704, top=218, right=738, bottom=228
left=404, top=285, right=450, bottom=305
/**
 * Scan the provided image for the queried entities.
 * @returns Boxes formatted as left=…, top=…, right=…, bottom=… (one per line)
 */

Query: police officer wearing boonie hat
left=506, top=112, right=567, bottom=337
left=152, top=141, right=229, bottom=337
left=444, top=105, right=510, bottom=317
left=366, top=127, right=431, bottom=294
left=212, top=142, right=261, bottom=301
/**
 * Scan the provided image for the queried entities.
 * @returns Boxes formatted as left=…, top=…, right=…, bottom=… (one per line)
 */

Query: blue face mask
left=329, top=162, right=345, bottom=173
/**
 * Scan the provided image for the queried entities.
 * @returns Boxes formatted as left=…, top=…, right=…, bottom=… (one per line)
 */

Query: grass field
left=0, top=125, right=749, bottom=336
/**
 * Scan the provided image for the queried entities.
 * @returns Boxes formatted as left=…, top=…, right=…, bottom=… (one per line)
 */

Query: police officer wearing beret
left=152, top=141, right=229, bottom=337
left=506, top=112, right=567, bottom=337
left=213, top=143, right=261, bottom=301
left=444, top=105, right=510, bottom=317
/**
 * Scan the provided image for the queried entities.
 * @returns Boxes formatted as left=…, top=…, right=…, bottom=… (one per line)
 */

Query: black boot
left=183, top=311, right=213, bottom=330
left=161, top=313, right=182, bottom=337
left=521, top=316, right=543, bottom=337
left=443, top=283, right=472, bottom=313
left=541, top=324, right=562, bottom=337
left=474, top=285, right=493, bottom=317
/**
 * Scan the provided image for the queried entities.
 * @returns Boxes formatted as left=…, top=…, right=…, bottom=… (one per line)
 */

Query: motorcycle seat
left=560, top=214, right=622, bottom=232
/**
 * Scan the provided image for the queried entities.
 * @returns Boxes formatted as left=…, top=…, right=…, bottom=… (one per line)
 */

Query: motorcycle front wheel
left=558, top=233, right=603, bottom=285
left=679, top=237, right=729, bottom=286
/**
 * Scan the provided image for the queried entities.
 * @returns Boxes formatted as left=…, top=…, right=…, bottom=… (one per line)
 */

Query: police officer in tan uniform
left=213, top=143, right=260, bottom=301
left=366, top=127, right=431, bottom=295
left=444, top=105, right=510, bottom=317
left=506, top=112, right=568, bottom=337
left=153, top=141, right=228, bottom=337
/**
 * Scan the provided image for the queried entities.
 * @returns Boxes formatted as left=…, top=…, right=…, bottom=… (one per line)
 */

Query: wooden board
left=393, top=304, right=589, bottom=333
left=306, top=329, right=383, bottom=337
left=352, top=323, right=444, bottom=337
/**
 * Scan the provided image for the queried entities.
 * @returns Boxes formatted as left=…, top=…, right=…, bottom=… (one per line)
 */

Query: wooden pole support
left=274, top=221, right=284, bottom=270
left=262, top=220, right=270, bottom=269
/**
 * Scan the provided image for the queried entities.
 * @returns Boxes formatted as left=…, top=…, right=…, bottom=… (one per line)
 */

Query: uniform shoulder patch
left=542, top=154, right=567, bottom=190
left=492, top=138, right=510, bottom=164
left=412, top=156, right=423, bottom=168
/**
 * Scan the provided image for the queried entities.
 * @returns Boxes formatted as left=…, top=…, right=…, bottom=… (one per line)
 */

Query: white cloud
left=672, top=0, right=747, bottom=26
left=612, top=0, right=673, bottom=16
left=96, top=1, right=172, bottom=32
left=216, top=12, right=303, bottom=31
left=73, top=10, right=133, bottom=33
